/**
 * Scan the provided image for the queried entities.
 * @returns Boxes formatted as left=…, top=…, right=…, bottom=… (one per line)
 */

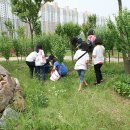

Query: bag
left=87, top=36, right=95, bottom=52
left=87, top=41, right=94, bottom=52
left=35, top=50, right=46, bottom=66
left=50, top=70, right=60, bottom=81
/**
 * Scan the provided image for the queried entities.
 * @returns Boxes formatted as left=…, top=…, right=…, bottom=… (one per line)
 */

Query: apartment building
left=0, top=1, right=106, bottom=35
left=41, top=2, right=79, bottom=33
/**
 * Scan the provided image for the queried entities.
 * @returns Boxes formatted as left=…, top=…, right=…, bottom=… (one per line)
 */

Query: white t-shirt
left=26, top=51, right=37, bottom=62
left=74, top=49, right=89, bottom=70
left=92, top=45, right=105, bottom=65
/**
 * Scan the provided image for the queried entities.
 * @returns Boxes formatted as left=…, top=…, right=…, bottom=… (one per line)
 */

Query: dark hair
left=71, top=37, right=78, bottom=46
left=95, top=36, right=102, bottom=45
left=77, top=38, right=82, bottom=45
left=48, top=54, right=55, bottom=61
left=35, top=43, right=43, bottom=52
left=88, top=29, right=94, bottom=36
left=80, top=41, right=88, bottom=51
left=51, top=58, right=57, bottom=65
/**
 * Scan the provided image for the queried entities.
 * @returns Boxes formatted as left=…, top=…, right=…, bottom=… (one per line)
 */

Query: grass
left=0, top=61, right=130, bottom=130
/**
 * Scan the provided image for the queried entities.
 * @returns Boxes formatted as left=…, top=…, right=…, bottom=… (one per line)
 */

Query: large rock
left=0, top=65, right=25, bottom=113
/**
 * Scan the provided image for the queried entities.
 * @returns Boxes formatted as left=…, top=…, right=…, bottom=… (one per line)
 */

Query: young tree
left=116, top=0, right=130, bottom=74
left=4, top=20, right=14, bottom=39
left=55, top=22, right=81, bottom=60
left=107, top=9, right=130, bottom=74
left=50, top=34, right=68, bottom=63
left=82, top=14, right=97, bottom=38
left=10, top=0, right=54, bottom=48
left=0, top=34, right=11, bottom=62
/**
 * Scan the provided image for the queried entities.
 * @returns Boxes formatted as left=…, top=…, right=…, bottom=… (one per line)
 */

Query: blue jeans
left=77, top=70, right=85, bottom=83
left=36, top=65, right=45, bottom=80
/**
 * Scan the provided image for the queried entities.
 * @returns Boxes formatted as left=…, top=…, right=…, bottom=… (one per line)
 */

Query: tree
left=4, top=20, right=14, bottom=38
left=116, top=0, right=130, bottom=74
left=10, top=0, right=54, bottom=48
left=82, top=14, right=97, bottom=38
left=107, top=9, right=130, bottom=74
left=0, top=34, right=11, bottom=62
left=34, top=20, right=42, bottom=35
left=50, top=34, right=68, bottom=62
left=96, top=24, right=115, bottom=63
left=55, top=22, right=81, bottom=60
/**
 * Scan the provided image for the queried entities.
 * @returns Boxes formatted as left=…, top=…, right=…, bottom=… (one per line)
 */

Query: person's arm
left=86, top=54, right=90, bottom=64
left=52, top=66, right=56, bottom=71
left=74, top=51, right=78, bottom=60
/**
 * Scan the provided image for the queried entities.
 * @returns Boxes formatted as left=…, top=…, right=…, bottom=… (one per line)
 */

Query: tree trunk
left=108, top=50, right=111, bottom=63
left=29, top=23, right=34, bottom=50
left=118, top=0, right=122, bottom=12
left=122, top=52, right=130, bottom=74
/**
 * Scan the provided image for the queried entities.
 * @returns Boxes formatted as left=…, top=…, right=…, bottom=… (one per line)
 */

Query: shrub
left=114, top=81, right=130, bottom=98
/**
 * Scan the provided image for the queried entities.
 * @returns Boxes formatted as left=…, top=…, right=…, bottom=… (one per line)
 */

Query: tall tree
left=117, top=0, right=130, bottom=74
left=10, top=0, right=54, bottom=48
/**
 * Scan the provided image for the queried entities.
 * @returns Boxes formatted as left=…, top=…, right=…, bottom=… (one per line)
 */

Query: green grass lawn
left=0, top=61, right=130, bottom=130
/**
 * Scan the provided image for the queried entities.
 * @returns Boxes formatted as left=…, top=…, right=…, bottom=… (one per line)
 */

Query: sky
left=53, top=0, right=130, bottom=17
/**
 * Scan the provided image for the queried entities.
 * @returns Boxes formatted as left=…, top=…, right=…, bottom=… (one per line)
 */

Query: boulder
left=0, top=65, right=25, bottom=113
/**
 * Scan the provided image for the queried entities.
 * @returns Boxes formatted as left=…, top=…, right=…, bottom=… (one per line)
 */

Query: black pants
left=26, top=61, right=36, bottom=78
left=94, top=64, right=103, bottom=84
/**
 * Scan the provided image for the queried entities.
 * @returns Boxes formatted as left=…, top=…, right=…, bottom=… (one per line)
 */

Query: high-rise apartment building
left=41, top=2, right=79, bottom=33
left=0, top=0, right=24, bottom=36
left=0, top=1, right=106, bottom=35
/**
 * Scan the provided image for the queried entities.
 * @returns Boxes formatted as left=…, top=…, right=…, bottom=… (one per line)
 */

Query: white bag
left=50, top=70, right=60, bottom=81
left=35, top=50, right=46, bottom=66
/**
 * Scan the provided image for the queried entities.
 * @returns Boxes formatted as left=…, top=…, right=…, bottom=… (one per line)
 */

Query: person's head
left=35, top=43, right=43, bottom=52
left=95, top=36, right=102, bottom=45
left=88, top=29, right=94, bottom=36
left=50, top=57, right=57, bottom=65
left=48, top=54, right=55, bottom=61
left=80, top=41, right=88, bottom=51
left=77, top=38, right=82, bottom=45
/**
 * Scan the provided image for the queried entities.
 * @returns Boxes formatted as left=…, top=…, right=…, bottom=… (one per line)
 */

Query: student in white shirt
left=35, top=43, right=46, bottom=80
left=92, top=36, right=105, bottom=85
left=74, top=42, right=89, bottom=91
left=26, top=50, right=37, bottom=78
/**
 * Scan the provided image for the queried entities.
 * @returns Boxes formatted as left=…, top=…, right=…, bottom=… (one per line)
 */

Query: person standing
left=26, top=50, right=37, bottom=78
left=74, top=42, right=89, bottom=91
left=35, top=43, right=46, bottom=80
left=92, top=36, right=105, bottom=85
left=86, top=29, right=96, bottom=62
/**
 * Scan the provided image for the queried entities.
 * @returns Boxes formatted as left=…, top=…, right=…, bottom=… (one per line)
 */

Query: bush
left=114, top=81, right=130, bottom=98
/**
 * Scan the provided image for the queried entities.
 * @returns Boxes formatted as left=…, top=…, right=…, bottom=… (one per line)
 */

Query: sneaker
left=94, top=82, right=100, bottom=85
left=101, top=79, right=103, bottom=82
